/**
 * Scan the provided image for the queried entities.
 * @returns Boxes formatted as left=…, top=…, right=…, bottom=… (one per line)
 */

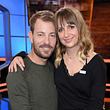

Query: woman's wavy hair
left=54, top=7, right=94, bottom=68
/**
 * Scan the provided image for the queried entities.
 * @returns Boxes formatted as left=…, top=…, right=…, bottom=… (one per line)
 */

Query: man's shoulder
left=8, top=57, right=33, bottom=77
left=6, top=68, right=25, bottom=85
left=23, top=56, right=31, bottom=66
left=23, top=56, right=34, bottom=70
left=6, top=57, right=30, bottom=83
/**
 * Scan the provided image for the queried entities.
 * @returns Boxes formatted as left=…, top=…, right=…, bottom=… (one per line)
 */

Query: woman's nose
left=64, top=28, right=69, bottom=37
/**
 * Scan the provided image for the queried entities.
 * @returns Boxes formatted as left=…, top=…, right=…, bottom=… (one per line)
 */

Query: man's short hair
left=29, top=10, right=55, bottom=33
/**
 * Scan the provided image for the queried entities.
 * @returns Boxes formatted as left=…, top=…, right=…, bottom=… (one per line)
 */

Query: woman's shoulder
left=87, top=52, right=95, bottom=61
left=87, top=52, right=106, bottom=67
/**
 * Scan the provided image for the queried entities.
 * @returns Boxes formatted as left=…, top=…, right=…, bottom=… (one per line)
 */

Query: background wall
left=0, top=0, right=31, bottom=58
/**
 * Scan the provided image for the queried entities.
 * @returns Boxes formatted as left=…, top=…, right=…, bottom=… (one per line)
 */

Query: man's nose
left=45, top=36, right=49, bottom=44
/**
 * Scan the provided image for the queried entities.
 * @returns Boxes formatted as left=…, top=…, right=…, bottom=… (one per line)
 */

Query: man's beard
left=32, top=43, right=54, bottom=59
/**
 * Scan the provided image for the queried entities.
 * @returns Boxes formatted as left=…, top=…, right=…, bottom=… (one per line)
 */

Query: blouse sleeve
left=85, top=56, right=107, bottom=110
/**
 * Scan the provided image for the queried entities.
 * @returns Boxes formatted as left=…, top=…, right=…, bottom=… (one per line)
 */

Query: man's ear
left=28, top=31, right=33, bottom=43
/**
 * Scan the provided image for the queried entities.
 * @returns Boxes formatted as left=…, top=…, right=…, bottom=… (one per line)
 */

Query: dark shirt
left=7, top=56, right=57, bottom=110
left=14, top=52, right=106, bottom=110
left=55, top=54, right=106, bottom=110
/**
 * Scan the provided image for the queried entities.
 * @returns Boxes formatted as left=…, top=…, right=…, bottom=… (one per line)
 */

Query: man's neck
left=28, top=51, right=47, bottom=65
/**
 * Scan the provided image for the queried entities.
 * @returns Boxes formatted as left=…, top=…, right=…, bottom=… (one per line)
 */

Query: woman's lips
left=64, top=37, right=73, bottom=43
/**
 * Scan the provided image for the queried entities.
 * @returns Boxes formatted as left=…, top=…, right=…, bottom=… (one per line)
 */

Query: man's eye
left=50, top=34, right=56, bottom=37
left=37, top=33, right=43, bottom=36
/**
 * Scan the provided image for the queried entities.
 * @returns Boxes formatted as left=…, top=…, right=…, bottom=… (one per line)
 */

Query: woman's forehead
left=57, top=18, right=75, bottom=27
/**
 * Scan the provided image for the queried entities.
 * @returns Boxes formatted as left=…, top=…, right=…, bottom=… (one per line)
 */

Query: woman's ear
left=28, top=31, right=33, bottom=43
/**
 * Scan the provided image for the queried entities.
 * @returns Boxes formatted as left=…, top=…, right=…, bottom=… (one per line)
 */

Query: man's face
left=30, top=19, right=56, bottom=59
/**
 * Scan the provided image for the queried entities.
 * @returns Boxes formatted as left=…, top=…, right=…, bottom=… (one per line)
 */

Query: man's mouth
left=40, top=44, right=52, bottom=49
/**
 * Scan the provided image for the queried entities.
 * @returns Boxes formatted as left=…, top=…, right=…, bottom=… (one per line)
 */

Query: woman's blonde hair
left=54, top=7, right=94, bottom=68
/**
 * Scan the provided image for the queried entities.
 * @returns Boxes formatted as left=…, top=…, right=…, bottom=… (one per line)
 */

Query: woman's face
left=57, top=20, right=79, bottom=49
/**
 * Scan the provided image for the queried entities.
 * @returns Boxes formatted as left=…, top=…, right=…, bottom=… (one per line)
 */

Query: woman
left=8, top=7, right=106, bottom=110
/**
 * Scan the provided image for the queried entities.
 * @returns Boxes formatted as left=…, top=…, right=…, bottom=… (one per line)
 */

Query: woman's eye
left=58, top=28, right=63, bottom=32
left=69, top=25, right=75, bottom=29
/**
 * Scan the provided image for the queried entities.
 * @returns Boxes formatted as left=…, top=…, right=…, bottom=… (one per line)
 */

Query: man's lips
left=40, top=44, right=53, bottom=49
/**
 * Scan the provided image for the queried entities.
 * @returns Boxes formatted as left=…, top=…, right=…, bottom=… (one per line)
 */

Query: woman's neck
left=65, top=45, right=80, bottom=59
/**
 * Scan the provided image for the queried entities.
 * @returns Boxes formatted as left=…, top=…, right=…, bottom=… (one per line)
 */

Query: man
left=6, top=10, right=57, bottom=110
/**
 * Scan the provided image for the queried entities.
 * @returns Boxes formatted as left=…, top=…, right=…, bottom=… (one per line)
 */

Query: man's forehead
left=35, top=18, right=53, bottom=25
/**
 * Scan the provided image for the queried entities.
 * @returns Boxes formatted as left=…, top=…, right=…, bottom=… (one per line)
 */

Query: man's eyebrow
left=50, top=32, right=56, bottom=34
left=36, top=32, right=45, bottom=34
left=36, top=32, right=56, bottom=35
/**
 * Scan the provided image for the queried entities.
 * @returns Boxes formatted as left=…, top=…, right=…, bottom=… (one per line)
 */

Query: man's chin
left=34, top=50, right=53, bottom=59
left=38, top=53, right=51, bottom=59
left=39, top=56, right=49, bottom=60
left=41, top=51, right=53, bottom=58
left=42, top=54, right=51, bottom=59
